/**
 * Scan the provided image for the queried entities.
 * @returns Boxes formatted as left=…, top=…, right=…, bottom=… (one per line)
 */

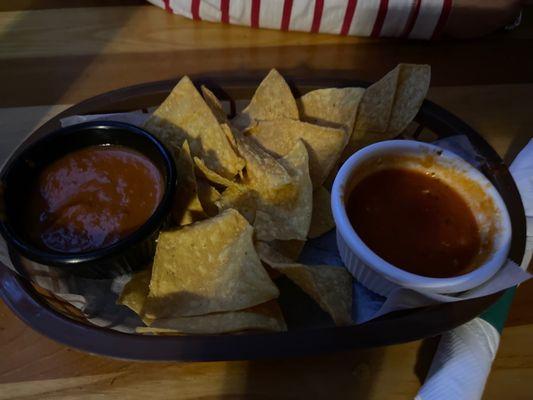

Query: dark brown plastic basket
left=0, top=73, right=526, bottom=361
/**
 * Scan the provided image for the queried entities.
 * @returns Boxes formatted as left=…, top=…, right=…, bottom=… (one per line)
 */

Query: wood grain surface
left=0, top=2, right=532, bottom=399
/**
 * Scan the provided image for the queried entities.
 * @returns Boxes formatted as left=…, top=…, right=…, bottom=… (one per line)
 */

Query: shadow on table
left=504, top=134, right=532, bottom=165
left=233, top=348, right=387, bottom=399
left=414, top=336, right=442, bottom=383
left=223, top=335, right=441, bottom=398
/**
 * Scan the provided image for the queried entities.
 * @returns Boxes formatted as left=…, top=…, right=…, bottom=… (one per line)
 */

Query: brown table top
left=0, top=2, right=532, bottom=399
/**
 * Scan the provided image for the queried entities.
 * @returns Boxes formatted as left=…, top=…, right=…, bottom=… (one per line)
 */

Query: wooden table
left=1, top=2, right=532, bottom=399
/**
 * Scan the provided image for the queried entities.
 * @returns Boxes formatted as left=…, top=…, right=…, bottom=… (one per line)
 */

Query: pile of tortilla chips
left=119, top=65, right=430, bottom=335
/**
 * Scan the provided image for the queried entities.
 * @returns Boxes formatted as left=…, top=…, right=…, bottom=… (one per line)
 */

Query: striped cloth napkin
left=417, top=139, right=533, bottom=400
left=148, top=0, right=452, bottom=39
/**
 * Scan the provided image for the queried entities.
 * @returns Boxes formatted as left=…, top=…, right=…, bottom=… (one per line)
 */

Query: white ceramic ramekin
left=331, top=140, right=512, bottom=296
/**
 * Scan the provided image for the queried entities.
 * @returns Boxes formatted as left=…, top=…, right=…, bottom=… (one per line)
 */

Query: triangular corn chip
left=144, top=209, right=279, bottom=318
left=232, top=69, right=298, bottom=130
left=137, top=301, right=286, bottom=335
left=387, top=64, right=430, bottom=134
left=308, top=186, right=335, bottom=238
left=194, top=157, right=239, bottom=188
left=298, top=87, right=364, bottom=135
left=220, top=123, right=239, bottom=153
left=262, top=257, right=352, bottom=326
left=344, top=64, right=430, bottom=158
left=119, top=269, right=285, bottom=334
left=267, top=240, right=306, bottom=262
left=201, top=85, right=228, bottom=124
left=216, top=185, right=257, bottom=225
left=250, top=140, right=312, bottom=241
left=246, top=119, right=346, bottom=187
left=236, top=134, right=296, bottom=205
left=144, top=76, right=244, bottom=178
left=355, top=67, right=400, bottom=134
left=172, top=141, right=206, bottom=226
left=196, top=179, right=221, bottom=217
left=117, top=269, right=151, bottom=317
left=255, top=241, right=293, bottom=264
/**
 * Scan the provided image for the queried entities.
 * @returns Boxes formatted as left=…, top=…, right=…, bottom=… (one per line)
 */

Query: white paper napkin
left=416, top=318, right=500, bottom=400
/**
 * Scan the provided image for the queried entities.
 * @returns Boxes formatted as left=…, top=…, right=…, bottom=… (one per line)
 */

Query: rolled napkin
left=416, top=139, right=533, bottom=400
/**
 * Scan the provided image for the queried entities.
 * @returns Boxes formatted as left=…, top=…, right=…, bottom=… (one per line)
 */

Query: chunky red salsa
left=346, top=168, right=481, bottom=278
left=25, top=145, right=163, bottom=253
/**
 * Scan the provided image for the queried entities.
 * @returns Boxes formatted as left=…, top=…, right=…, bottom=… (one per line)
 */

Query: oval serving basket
left=0, top=73, right=526, bottom=361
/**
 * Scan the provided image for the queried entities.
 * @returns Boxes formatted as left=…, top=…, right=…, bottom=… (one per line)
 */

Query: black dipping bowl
left=0, top=121, right=176, bottom=279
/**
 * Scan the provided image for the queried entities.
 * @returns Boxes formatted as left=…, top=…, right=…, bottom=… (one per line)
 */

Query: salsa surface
left=346, top=168, right=481, bottom=278
left=25, top=145, right=163, bottom=253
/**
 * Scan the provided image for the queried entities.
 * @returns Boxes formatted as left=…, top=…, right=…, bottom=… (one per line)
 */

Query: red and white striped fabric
left=148, top=0, right=452, bottom=40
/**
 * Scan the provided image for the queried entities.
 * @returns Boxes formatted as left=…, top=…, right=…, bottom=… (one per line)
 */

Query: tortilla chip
left=173, top=141, right=207, bottom=226
left=216, top=185, right=257, bottom=224
left=387, top=64, right=430, bottom=135
left=255, top=241, right=293, bottom=263
left=355, top=67, right=400, bottom=134
left=254, top=240, right=304, bottom=280
left=308, top=186, right=335, bottom=238
left=201, top=85, right=228, bottom=123
left=298, top=87, right=364, bottom=135
left=137, top=301, right=286, bottom=335
left=232, top=69, right=299, bottom=130
left=269, top=240, right=306, bottom=261
left=254, top=241, right=288, bottom=280
left=194, top=157, right=240, bottom=188
left=344, top=64, right=430, bottom=159
left=236, top=134, right=296, bottom=205
left=119, top=268, right=285, bottom=334
left=219, top=123, right=246, bottom=181
left=246, top=119, right=346, bottom=187
left=117, top=269, right=152, bottom=316
left=144, top=76, right=244, bottom=178
left=196, top=179, right=221, bottom=217
left=144, top=209, right=279, bottom=318
left=220, top=123, right=239, bottom=152
left=262, top=257, right=352, bottom=326
left=253, top=140, right=313, bottom=241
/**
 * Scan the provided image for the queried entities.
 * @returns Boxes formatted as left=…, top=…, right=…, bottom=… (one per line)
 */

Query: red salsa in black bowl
left=0, top=121, right=176, bottom=278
